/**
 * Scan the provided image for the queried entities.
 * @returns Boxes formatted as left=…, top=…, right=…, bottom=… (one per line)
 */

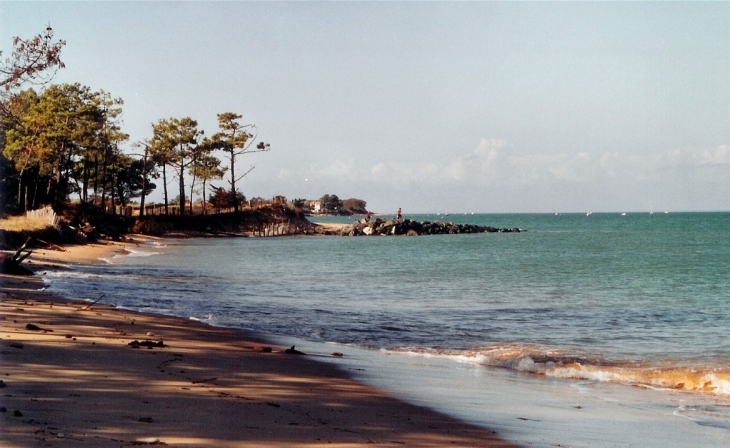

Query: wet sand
left=0, top=239, right=517, bottom=447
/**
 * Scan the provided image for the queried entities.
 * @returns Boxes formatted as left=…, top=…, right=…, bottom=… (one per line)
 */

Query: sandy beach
left=0, top=240, right=517, bottom=447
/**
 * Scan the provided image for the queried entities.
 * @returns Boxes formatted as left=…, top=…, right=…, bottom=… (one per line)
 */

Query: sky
left=2, top=1, right=729, bottom=213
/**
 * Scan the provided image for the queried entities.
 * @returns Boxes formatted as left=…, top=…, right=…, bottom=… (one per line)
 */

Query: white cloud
left=442, top=138, right=510, bottom=182
left=473, top=138, right=509, bottom=166
left=371, top=163, right=386, bottom=176
left=701, top=145, right=730, bottom=165
left=280, top=141, right=730, bottom=213
left=598, top=152, right=622, bottom=177
left=444, top=157, right=466, bottom=181
left=368, top=161, right=439, bottom=183
left=317, top=160, right=358, bottom=181
left=545, top=154, right=581, bottom=182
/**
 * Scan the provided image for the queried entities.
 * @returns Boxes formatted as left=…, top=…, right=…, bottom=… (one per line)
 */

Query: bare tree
left=1, top=26, right=65, bottom=106
left=212, top=112, right=270, bottom=213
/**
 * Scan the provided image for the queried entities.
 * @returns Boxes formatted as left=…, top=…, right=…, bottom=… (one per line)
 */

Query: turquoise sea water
left=43, top=212, right=730, bottom=446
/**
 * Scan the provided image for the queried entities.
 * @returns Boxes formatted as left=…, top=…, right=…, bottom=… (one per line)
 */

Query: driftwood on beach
left=338, top=218, right=523, bottom=237
left=0, top=237, right=33, bottom=275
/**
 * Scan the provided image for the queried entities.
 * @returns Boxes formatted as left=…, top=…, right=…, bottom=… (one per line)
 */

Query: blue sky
left=2, top=2, right=729, bottom=213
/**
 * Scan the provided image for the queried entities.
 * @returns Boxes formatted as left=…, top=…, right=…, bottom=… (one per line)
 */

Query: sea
left=41, top=212, right=730, bottom=447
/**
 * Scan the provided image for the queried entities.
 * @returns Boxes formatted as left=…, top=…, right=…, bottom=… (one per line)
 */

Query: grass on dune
left=0, top=216, right=53, bottom=231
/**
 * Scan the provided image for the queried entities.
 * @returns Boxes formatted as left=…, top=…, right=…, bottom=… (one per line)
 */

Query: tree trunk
left=189, top=180, right=195, bottom=215
left=31, top=181, right=38, bottom=210
left=229, top=149, right=238, bottom=214
left=162, top=163, right=169, bottom=215
left=110, top=169, right=116, bottom=215
left=47, top=174, right=54, bottom=206
left=179, top=171, right=185, bottom=217
left=202, top=179, right=207, bottom=215
left=17, top=175, right=24, bottom=209
left=93, top=155, right=99, bottom=206
left=82, top=158, right=89, bottom=203
left=139, top=147, right=148, bottom=217
left=100, top=148, right=109, bottom=212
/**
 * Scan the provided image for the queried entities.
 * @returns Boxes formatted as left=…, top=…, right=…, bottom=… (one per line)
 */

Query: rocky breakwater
left=340, top=218, right=523, bottom=236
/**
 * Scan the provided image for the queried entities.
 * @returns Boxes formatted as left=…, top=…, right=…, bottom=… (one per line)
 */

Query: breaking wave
left=386, top=343, right=730, bottom=396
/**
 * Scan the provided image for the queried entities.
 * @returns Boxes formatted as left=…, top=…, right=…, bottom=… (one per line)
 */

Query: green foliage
left=111, top=155, right=156, bottom=206
left=208, top=186, right=245, bottom=210
left=342, top=198, right=367, bottom=214
left=149, top=117, right=207, bottom=216
left=292, top=198, right=308, bottom=209
left=0, top=151, right=20, bottom=215
left=189, top=153, right=226, bottom=213
left=319, top=194, right=343, bottom=214
left=2, top=83, right=128, bottom=211
left=212, top=112, right=270, bottom=213
left=0, top=30, right=276, bottom=218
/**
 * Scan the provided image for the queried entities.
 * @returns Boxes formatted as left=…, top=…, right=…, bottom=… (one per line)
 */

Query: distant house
left=310, top=201, right=321, bottom=214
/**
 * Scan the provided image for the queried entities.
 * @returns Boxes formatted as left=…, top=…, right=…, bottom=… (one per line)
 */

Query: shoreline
left=1, top=238, right=517, bottom=447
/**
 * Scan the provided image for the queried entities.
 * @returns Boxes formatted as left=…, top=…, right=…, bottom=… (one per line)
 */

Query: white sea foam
left=42, top=269, right=103, bottom=280
left=384, top=344, right=730, bottom=397
left=126, top=249, right=160, bottom=257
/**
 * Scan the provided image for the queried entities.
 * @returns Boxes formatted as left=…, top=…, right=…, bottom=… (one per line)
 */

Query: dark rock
left=338, top=217, right=524, bottom=237
left=128, top=340, right=165, bottom=348
left=284, top=345, right=305, bottom=355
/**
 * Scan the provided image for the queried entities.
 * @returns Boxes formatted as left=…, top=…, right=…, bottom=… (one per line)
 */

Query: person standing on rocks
left=397, top=208, right=402, bottom=220
left=365, top=211, right=372, bottom=222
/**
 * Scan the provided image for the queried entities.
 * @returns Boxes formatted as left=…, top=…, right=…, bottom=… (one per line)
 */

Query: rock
left=284, top=345, right=305, bottom=355
left=128, top=340, right=165, bottom=348
left=341, top=217, right=524, bottom=237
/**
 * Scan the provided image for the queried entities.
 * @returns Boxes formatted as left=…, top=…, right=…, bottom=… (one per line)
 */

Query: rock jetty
left=339, top=218, right=523, bottom=236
